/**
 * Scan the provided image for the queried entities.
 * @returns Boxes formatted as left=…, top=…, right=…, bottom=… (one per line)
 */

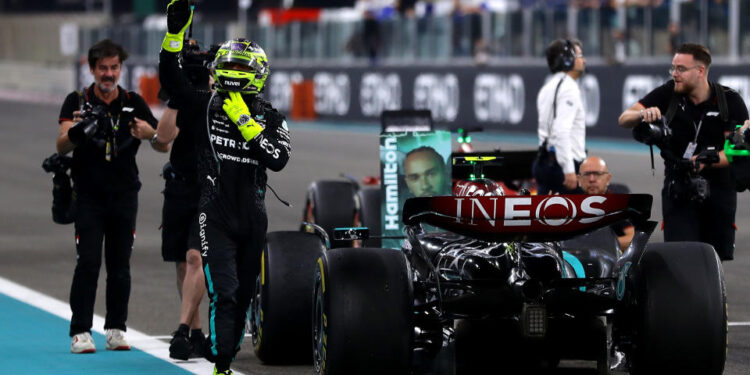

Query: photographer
left=57, top=39, right=158, bottom=353
left=618, top=43, right=749, bottom=261
left=159, top=1, right=291, bottom=374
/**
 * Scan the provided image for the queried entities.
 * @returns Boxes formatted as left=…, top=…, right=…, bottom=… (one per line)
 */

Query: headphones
left=552, top=39, right=576, bottom=72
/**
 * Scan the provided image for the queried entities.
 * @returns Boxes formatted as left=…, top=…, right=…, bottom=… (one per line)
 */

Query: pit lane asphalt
left=1, top=99, right=748, bottom=374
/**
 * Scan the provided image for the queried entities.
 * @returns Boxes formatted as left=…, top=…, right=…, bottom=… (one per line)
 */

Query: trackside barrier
left=291, top=80, right=316, bottom=121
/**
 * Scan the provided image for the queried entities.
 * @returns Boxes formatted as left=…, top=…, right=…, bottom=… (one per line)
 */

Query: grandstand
left=1, top=1, right=749, bottom=65
left=0, top=0, right=749, bottom=137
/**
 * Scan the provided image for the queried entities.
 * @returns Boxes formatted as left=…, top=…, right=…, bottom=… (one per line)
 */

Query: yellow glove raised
left=161, top=0, right=194, bottom=53
left=223, top=92, right=263, bottom=141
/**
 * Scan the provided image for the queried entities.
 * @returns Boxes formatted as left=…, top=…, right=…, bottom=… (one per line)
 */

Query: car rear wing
left=402, top=194, right=652, bottom=243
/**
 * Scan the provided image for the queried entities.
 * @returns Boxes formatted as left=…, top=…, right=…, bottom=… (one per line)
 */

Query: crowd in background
left=1, top=0, right=746, bottom=67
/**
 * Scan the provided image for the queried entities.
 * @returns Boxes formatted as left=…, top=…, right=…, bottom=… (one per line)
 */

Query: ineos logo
left=314, top=72, right=350, bottom=116
left=473, top=74, right=525, bottom=124
left=360, top=73, right=402, bottom=117
left=414, top=73, right=459, bottom=121
left=535, top=196, right=577, bottom=226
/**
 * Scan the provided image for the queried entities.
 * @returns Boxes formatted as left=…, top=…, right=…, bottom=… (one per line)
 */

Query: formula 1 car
left=310, top=194, right=726, bottom=375
left=252, top=163, right=726, bottom=375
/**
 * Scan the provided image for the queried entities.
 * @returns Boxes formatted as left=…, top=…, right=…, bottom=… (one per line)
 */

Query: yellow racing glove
left=161, top=0, right=194, bottom=53
left=223, top=92, right=264, bottom=141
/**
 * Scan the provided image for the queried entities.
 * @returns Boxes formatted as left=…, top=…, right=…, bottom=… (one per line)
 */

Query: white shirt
left=536, top=72, right=586, bottom=174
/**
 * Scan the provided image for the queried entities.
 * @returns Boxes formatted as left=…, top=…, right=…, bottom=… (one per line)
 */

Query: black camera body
left=633, top=121, right=672, bottom=147
left=666, top=148, right=720, bottom=203
left=634, top=119, right=720, bottom=203
left=42, top=153, right=76, bottom=224
left=668, top=174, right=710, bottom=203
left=68, top=103, right=107, bottom=145
left=180, top=41, right=219, bottom=89
left=42, top=152, right=72, bottom=174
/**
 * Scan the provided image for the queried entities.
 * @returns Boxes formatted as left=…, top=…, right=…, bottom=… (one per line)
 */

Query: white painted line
left=729, top=322, right=750, bottom=327
left=0, top=275, right=245, bottom=375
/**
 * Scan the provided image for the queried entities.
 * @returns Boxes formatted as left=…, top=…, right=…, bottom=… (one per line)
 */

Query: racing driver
left=159, top=1, right=291, bottom=374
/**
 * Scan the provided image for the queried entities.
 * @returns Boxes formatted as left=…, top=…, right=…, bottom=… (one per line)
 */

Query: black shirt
left=639, top=80, right=749, bottom=187
left=59, top=84, right=158, bottom=194
left=166, top=99, right=198, bottom=181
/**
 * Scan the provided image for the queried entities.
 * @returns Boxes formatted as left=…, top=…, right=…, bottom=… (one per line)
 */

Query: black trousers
left=662, top=181, right=737, bottom=260
left=533, top=157, right=583, bottom=195
left=199, top=203, right=267, bottom=365
left=69, top=190, right=137, bottom=336
left=161, top=177, right=200, bottom=262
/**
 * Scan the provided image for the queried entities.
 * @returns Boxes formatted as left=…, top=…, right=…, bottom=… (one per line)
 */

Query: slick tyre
left=356, top=187, right=381, bottom=247
left=251, top=231, right=325, bottom=364
left=630, top=242, right=727, bottom=375
left=302, top=180, right=356, bottom=248
left=313, top=248, right=413, bottom=375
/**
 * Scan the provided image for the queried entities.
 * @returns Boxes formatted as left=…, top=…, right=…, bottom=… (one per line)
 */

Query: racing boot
left=212, top=366, right=233, bottom=375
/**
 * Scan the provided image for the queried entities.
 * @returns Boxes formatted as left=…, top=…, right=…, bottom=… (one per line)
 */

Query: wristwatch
left=237, top=114, right=251, bottom=127
left=150, top=133, right=159, bottom=145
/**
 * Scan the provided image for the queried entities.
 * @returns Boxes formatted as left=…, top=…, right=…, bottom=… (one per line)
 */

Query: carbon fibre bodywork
left=400, top=194, right=656, bottom=372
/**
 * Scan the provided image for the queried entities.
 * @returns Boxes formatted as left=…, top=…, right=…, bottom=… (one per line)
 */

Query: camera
left=41, top=153, right=76, bottom=224
left=68, top=103, right=106, bottom=145
left=633, top=120, right=671, bottom=146
left=668, top=175, right=710, bottom=203
left=42, top=152, right=72, bottom=174
left=666, top=148, right=719, bottom=203
left=180, top=40, right=219, bottom=88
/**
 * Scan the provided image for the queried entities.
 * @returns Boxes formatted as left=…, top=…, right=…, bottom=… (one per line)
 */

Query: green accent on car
left=562, top=251, right=586, bottom=292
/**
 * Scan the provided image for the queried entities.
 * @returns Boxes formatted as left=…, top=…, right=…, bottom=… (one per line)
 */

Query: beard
left=97, top=78, right=116, bottom=93
left=674, top=80, right=692, bottom=94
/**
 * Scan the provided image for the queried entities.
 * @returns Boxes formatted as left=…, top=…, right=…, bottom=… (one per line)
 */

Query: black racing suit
left=58, top=84, right=158, bottom=336
left=159, top=49, right=291, bottom=365
left=639, top=80, right=749, bottom=260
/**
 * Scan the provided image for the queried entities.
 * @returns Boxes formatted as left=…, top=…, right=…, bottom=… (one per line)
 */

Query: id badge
left=683, top=142, right=697, bottom=159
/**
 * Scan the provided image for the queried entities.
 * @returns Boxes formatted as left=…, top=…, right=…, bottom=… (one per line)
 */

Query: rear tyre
left=630, top=242, right=727, bottom=375
left=313, top=248, right=413, bottom=375
left=302, top=180, right=357, bottom=248
left=251, top=231, right=326, bottom=364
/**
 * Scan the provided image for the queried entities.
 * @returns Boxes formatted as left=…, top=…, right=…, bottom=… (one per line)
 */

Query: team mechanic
left=533, top=38, right=587, bottom=194
left=57, top=39, right=159, bottom=353
left=159, top=1, right=291, bottom=374
left=619, top=43, right=749, bottom=261
left=130, top=40, right=214, bottom=359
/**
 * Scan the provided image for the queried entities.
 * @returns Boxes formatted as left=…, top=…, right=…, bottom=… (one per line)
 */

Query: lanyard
left=692, top=111, right=705, bottom=143
left=105, top=114, right=120, bottom=162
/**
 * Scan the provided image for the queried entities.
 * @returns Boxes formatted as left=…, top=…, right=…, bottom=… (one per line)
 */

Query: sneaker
left=212, top=367, right=233, bottom=375
left=71, top=332, right=96, bottom=354
left=105, top=329, right=131, bottom=351
left=169, top=329, right=192, bottom=360
left=189, top=331, right=206, bottom=359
